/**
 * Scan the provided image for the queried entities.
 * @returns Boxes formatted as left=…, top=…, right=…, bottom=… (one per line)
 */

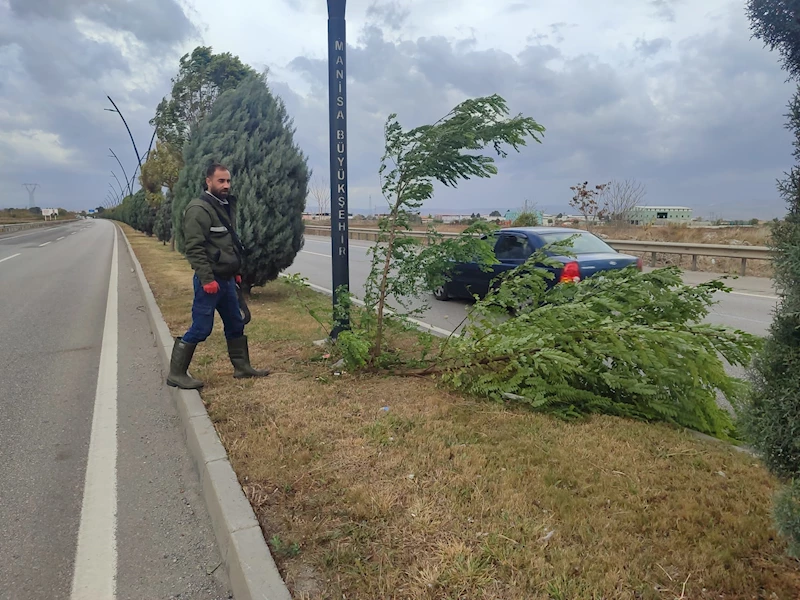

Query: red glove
left=203, top=281, right=220, bottom=294
left=235, top=275, right=242, bottom=284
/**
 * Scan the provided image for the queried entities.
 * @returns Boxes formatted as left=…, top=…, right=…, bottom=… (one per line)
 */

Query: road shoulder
left=118, top=224, right=291, bottom=600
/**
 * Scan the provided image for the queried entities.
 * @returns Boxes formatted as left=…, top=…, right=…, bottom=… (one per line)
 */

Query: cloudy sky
left=0, top=0, right=795, bottom=219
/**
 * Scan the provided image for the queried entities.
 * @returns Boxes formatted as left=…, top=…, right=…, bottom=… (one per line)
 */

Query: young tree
left=605, top=178, right=646, bottom=224
left=151, top=46, right=256, bottom=152
left=147, top=47, right=256, bottom=231
left=512, top=198, right=539, bottom=226
left=513, top=212, right=539, bottom=226
left=569, top=181, right=609, bottom=230
left=363, top=94, right=545, bottom=359
left=739, top=0, right=800, bottom=557
left=140, top=140, right=182, bottom=247
left=140, top=140, right=181, bottom=203
left=172, top=74, right=310, bottom=291
left=308, top=174, right=330, bottom=217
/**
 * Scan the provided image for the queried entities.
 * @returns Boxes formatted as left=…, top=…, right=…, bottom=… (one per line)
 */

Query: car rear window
left=538, top=232, right=616, bottom=254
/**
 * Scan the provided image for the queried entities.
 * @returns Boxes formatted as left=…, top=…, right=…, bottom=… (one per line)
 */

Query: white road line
left=71, top=232, right=77, bottom=235
left=729, top=291, right=778, bottom=300
left=70, top=226, right=118, bottom=600
left=301, top=250, right=332, bottom=258
left=280, top=273, right=456, bottom=338
left=0, top=253, right=21, bottom=264
left=39, top=241, right=51, bottom=247
left=57, top=236, right=65, bottom=241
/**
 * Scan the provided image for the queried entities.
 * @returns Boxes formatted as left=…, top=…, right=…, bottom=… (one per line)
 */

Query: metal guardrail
left=303, top=225, right=772, bottom=276
left=0, top=220, right=77, bottom=234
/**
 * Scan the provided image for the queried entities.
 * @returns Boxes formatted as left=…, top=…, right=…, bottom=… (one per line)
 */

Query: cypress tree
left=154, top=192, right=172, bottom=245
left=740, top=0, right=800, bottom=556
left=172, top=74, right=309, bottom=290
left=127, top=189, right=155, bottom=236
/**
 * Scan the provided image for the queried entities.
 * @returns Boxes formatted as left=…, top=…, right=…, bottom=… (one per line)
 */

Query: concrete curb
left=119, top=226, right=292, bottom=600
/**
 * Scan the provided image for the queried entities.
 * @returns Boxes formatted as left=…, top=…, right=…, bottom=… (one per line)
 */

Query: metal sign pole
left=327, top=0, right=350, bottom=337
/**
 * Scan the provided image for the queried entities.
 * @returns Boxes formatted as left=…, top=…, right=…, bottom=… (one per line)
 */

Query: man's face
left=206, top=169, right=231, bottom=198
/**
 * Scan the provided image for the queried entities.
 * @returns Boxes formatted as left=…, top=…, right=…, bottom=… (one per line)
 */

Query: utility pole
left=22, top=183, right=39, bottom=209
left=328, top=0, right=350, bottom=338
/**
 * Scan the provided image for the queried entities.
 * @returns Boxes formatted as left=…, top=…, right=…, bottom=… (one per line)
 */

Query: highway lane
left=290, top=235, right=777, bottom=338
left=0, top=219, right=230, bottom=599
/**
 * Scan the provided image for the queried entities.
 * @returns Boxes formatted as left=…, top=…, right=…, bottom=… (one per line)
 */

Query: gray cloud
left=650, top=0, right=680, bottom=22
left=0, top=0, right=792, bottom=221
left=505, top=3, right=530, bottom=14
left=9, top=0, right=196, bottom=44
left=0, top=0, right=197, bottom=210
left=281, top=14, right=792, bottom=218
left=634, top=37, right=672, bottom=57
left=366, top=0, right=411, bottom=31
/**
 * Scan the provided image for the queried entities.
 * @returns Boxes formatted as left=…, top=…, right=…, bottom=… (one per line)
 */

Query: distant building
left=434, top=214, right=473, bottom=223
left=629, top=206, right=692, bottom=225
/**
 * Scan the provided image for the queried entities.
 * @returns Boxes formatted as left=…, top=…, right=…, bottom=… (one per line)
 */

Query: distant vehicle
left=433, top=227, right=643, bottom=301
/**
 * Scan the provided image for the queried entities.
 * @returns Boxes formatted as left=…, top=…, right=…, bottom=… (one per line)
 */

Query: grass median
left=125, top=225, right=799, bottom=599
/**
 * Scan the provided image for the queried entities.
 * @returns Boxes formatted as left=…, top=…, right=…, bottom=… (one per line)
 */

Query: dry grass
left=125, top=225, right=799, bottom=599
left=594, top=224, right=772, bottom=277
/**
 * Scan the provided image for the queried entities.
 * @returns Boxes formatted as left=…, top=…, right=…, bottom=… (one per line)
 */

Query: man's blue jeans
left=182, top=275, right=245, bottom=344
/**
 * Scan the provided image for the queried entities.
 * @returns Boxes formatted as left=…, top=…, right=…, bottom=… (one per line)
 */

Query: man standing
left=167, top=163, right=269, bottom=390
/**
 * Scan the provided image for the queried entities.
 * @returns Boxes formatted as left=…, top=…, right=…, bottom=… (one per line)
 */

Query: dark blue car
left=433, top=227, right=643, bottom=301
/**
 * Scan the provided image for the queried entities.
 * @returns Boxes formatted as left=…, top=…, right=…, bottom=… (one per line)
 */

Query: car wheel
left=433, top=284, right=450, bottom=301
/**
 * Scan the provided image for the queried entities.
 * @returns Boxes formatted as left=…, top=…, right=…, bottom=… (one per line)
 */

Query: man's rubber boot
left=166, top=337, right=204, bottom=390
left=227, top=335, right=270, bottom=379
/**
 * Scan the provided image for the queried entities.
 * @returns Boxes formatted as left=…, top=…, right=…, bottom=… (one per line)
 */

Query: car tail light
left=560, top=261, right=581, bottom=283
left=636, top=257, right=643, bottom=271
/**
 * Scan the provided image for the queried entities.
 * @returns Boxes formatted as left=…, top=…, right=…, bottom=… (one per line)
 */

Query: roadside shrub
left=774, top=479, right=800, bottom=558
left=444, top=251, right=761, bottom=438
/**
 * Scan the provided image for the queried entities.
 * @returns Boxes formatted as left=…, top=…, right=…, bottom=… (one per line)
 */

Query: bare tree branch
left=605, top=179, right=647, bottom=224
left=308, top=174, right=331, bottom=217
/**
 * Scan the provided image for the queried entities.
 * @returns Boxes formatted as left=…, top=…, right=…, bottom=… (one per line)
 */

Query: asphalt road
left=0, top=220, right=231, bottom=600
left=291, top=235, right=777, bottom=338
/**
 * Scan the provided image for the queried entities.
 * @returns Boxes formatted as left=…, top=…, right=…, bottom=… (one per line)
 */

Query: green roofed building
left=629, top=206, right=692, bottom=225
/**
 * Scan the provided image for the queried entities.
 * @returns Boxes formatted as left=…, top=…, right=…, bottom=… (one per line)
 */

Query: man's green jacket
left=183, top=191, right=241, bottom=285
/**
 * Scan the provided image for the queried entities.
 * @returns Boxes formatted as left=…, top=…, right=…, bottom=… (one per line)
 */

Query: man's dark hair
left=206, top=162, right=229, bottom=179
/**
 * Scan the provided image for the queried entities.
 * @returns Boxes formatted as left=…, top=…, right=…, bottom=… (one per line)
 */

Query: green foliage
left=151, top=46, right=257, bottom=152
left=337, top=330, right=371, bottom=369
left=740, top=90, right=800, bottom=477
left=172, top=74, right=310, bottom=290
left=512, top=211, right=539, bottom=226
left=359, top=94, right=545, bottom=359
left=746, top=0, right=800, bottom=80
left=774, top=479, right=800, bottom=558
left=140, top=139, right=182, bottom=207
left=737, top=2, right=800, bottom=557
left=154, top=193, right=173, bottom=244
left=99, top=189, right=156, bottom=236
left=443, top=250, right=760, bottom=438
left=269, top=534, right=301, bottom=559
